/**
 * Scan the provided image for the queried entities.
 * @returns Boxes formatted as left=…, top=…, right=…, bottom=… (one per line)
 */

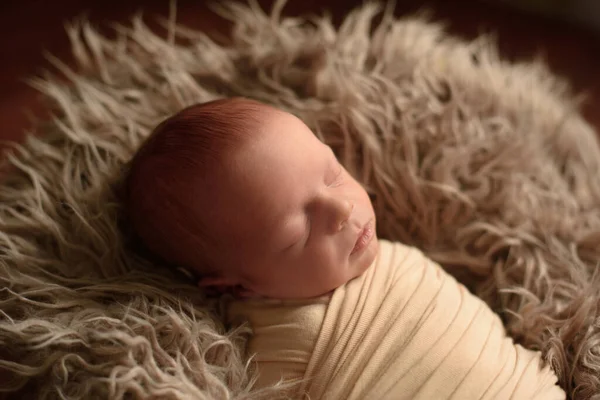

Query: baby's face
left=202, top=109, right=378, bottom=299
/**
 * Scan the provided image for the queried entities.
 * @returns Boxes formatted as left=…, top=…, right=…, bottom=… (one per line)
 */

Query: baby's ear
left=197, top=276, right=237, bottom=289
left=235, top=287, right=261, bottom=299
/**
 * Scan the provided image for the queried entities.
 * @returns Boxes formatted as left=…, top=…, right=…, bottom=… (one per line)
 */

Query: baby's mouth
left=350, top=220, right=374, bottom=256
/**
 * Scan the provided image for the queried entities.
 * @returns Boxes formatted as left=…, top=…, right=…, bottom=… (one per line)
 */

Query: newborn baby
left=123, top=97, right=565, bottom=399
left=125, top=97, right=378, bottom=299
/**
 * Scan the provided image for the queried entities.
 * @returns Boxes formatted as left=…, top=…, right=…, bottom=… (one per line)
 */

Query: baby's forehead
left=184, top=104, right=327, bottom=234
left=219, top=139, right=327, bottom=221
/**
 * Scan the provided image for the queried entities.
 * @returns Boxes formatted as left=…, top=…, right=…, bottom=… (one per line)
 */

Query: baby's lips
left=351, top=219, right=374, bottom=255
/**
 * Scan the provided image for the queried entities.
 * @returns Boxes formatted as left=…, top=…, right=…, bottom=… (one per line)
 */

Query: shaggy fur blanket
left=1, top=1, right=599, bottom=399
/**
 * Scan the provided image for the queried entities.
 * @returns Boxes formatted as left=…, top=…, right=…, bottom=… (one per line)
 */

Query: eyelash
left=328, top=164, right=343, bottom=187
left=303, top=213, right=312, bottom=245
left=289, top=163, right=343, bottom=250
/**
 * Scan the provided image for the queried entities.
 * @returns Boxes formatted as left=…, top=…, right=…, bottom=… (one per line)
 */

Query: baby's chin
left=351, top=235, right=379, bottom=280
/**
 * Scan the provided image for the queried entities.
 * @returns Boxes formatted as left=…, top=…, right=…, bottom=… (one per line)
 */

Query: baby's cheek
left=325, top=254, right=349, bottom=284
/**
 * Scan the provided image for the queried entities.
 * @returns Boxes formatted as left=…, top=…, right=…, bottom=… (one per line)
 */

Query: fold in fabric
left=227, top=295, right=329, bottom=390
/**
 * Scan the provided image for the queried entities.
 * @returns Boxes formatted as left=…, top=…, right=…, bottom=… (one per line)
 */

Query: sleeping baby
left=122, top=97, right=565, bottom=399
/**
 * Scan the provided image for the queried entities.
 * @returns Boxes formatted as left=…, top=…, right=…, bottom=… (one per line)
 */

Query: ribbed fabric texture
left=228, top=240, right=565, bottom=399
left=227, top=296, right=329, bottom=389
left=302, top=240, right=564, bottom=399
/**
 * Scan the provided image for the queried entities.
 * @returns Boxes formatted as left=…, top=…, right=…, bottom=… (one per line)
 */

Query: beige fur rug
left=1, top=1, right=599, bottom=399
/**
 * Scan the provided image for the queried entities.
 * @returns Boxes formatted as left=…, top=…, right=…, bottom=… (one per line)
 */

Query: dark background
left=1, top=0, right=599, bottom=154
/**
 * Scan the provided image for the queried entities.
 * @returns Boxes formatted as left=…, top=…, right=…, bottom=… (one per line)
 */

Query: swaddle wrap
left=227, top=240, right=565, bottom=399
left=227, top=295, right=330, bottom=389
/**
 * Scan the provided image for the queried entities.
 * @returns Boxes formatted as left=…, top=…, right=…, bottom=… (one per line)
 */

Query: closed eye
left=282, top=213, right=311, bottom=252
left=327, top=163, right=344, bottom=187
left=303, top=213, right=312, bottom=247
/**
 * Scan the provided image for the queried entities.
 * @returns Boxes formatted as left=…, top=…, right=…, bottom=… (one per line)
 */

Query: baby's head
left=124, top=97, right=378, bottom=299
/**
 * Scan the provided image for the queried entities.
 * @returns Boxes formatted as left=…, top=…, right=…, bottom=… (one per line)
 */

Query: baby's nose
left=331, top=199, right=353, bottom=232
